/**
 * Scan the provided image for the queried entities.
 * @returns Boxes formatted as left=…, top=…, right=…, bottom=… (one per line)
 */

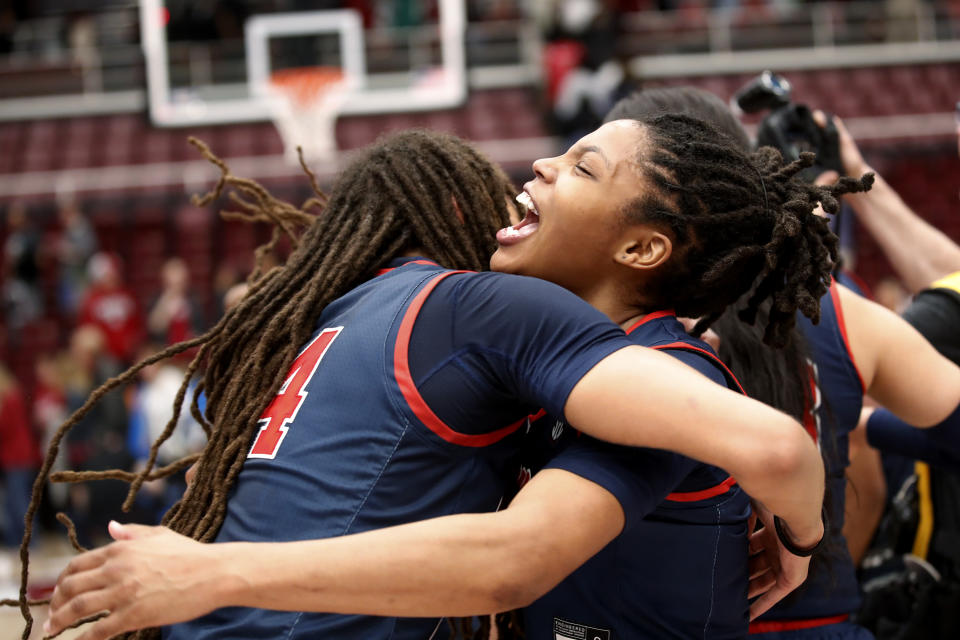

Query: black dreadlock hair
left=605, top=86, right=813, bottom=417
left=605, top=85, right=753, bottom=152
left=625, top=112, right=873, bottom=348
left=603, top=88, right=861, bottom=609
left=12, top=129, right=517, bottom=640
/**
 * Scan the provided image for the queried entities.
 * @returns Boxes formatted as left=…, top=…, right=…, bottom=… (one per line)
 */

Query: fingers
left=748, top=530, right=766, bottom=555
left=749, top=526, right=775, bottom=555
left=108, top=521, right=161, bottom=541
left=50, top=569, right=113, bottom=613
left=59, top=547, right=110, bottom=579
left=72, top=610, right=135, bottom=640
left=45, top=586, right=116, bottom=637
left=748, top=551, right=772, bottom=580
left=748, top=570, right=777, bottom=600
left=749, top=585, right=786, bottom=620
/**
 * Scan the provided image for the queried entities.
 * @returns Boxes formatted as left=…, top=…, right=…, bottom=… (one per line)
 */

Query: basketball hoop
left=266, top=66, right=352, bottom=166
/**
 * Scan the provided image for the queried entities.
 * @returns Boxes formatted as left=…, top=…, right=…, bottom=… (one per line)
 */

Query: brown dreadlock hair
left=621, top=112, right=874, bottom=347
left=13, top=129, right=517, bottom=640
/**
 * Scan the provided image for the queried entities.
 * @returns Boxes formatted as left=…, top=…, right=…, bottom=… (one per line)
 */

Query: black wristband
left=773, top=507, right=829, bottom=557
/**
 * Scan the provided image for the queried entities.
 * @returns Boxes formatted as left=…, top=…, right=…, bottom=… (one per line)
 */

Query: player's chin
left=490, top=245, right=528, bottom=275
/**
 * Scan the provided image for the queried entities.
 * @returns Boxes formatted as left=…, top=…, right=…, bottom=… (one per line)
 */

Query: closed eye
left=575, top=164, right=594, bottom=178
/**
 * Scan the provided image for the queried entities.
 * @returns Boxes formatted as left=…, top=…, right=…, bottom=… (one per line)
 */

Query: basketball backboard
left=139, top=0, right=468, bottom=127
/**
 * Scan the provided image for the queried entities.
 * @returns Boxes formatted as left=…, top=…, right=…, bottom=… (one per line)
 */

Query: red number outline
left=248, top=326, right=343, bottom=459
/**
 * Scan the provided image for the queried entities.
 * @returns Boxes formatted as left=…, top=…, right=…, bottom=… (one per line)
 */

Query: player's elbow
left=745, top=421, right=823, bottom=495
left=486, top=573, right=546, bottom=611
left=485, top=556, right=558, bottom=611
left=482, top=532, right=564, bottom=611
left=770, top=426, right=823, bottom=487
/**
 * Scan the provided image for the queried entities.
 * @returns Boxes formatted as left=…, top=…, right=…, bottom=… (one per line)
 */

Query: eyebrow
left=575, top=145, right=611, bottom=170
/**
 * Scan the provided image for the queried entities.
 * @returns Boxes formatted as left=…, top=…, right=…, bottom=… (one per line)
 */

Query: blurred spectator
left=127, top=343, right=207, bottom=522
left=223, top=282, right=250, bottom=314
left=211, top=263, right=243, bottom=322
left=67, top=13, right=100, bottom=86
left=61, top=324, right=130, bottom=546
left=56, top=201, right=97, bottom=316
left=33, top=353, right=69, bottom=513
left=548, top=1, right=637, bottom=144
left=873, top=277, right=910, bottom=314
left=127, top=345, right=206, bottom=466
left=2, top=202, right=43, bottom=331
left=147, top=257, right=201, bottom=347
left=61, top=325, right=125, bottom=469
left=78, top=252, right=143, bottom=364
left=0, top=363, right=40, bottom=548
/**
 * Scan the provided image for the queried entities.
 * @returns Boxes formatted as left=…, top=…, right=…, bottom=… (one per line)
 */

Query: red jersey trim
left=802, top=367, right=820, bottom=444
left=749, top=614, right=849, bottom=633
left=375, top=259, right=440, bottom=277
left=649, top=341, right=744, bottom=502
left=829, top=280, right=865, bottom=393
left=651, top=342, right=747, bottom=395
left=666, top=475, right=737, bottom=502
left=394, top=271, right=526, bottom=448
left=624, top=309, right=676, bottom=334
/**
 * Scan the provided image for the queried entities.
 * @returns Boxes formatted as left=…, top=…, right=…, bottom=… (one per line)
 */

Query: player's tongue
left=497, top=192, right=540, bottom=246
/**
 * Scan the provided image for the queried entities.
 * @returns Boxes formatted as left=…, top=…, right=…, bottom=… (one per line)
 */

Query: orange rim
left=269, top=66, right=345, bottom=107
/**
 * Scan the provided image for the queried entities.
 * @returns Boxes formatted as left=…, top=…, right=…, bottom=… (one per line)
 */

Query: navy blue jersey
left=754, top=281, right=866, bottom=630
left=165, top=258, right=632, bottom=640
left=521, top=311, right=752, bottom=640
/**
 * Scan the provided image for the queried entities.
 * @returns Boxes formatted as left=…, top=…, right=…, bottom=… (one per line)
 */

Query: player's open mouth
left=496, top=191, right=540, bottom=246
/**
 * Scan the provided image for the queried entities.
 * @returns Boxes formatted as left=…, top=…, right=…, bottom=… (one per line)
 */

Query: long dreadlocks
left=624, top=112, right=874, bottom=347
left=13, top=129, right=517, bottom=640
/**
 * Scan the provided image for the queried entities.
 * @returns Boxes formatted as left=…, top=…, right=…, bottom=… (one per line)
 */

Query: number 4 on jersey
left=248, top=327, right=343, bottom=459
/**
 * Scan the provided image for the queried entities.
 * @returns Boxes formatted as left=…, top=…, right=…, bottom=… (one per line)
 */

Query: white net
left=266, top=67, right=352, bottom=166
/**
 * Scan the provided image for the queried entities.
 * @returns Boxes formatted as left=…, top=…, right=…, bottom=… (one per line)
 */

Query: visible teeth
left=515, top=192, right=534, bottom=212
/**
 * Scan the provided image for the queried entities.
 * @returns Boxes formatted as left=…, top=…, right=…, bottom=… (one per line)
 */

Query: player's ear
left=614, top=228, right=672, bottom=271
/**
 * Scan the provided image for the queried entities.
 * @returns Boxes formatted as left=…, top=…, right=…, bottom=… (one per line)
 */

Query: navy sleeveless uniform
left=751, top=281, right=873, bottom=639
left=518, top=311, right=752, bottom=639
left=164, top=258, right=635, bottom=640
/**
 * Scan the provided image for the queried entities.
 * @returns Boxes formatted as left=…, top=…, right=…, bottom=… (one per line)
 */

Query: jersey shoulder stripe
left=393, top=270, right=528, bottom=447
left=829, top=279, right=865, bottom=392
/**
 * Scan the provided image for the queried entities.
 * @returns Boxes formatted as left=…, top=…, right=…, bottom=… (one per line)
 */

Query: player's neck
left=578, top=284, right=648, bottom=330
left=398, top=248, right=435, bottom=261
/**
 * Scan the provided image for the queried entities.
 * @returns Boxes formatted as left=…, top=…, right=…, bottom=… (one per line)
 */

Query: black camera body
left=733, top=71, right=843, bottom=182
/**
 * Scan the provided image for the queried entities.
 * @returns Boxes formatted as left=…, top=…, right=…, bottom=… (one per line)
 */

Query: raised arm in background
left=820, top=112, right=960, bottom=293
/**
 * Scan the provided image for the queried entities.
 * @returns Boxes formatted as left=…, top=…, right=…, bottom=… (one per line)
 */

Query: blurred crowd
left=0, top=199, right=254, bottom=549
left=3, top=0, right=955, bottom=58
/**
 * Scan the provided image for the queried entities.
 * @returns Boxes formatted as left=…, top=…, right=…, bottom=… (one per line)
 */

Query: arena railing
left=0, top=3, right=958, bottom=123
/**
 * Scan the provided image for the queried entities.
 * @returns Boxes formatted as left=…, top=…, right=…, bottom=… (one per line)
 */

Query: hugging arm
left=48, top=424, right=801, bottom=640
left=46, top=468, right=630, bottom=640
left=566, top=345, right=826, bottom=549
